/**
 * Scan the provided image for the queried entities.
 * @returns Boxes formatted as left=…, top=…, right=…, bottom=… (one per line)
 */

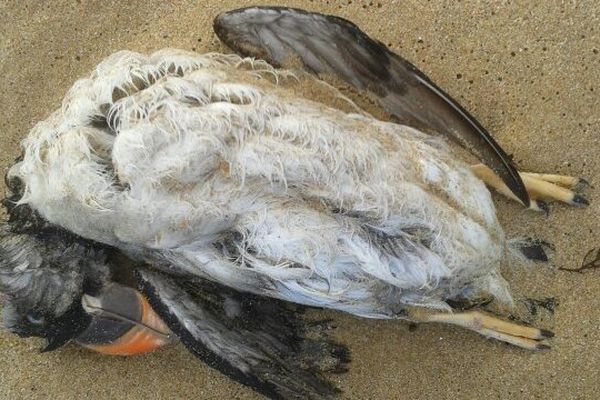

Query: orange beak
left=77, top=284, right=173, bottom=356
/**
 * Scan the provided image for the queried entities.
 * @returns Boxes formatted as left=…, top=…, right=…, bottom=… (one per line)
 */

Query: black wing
left=136, top=269, right=349, bottom=400
left=214, top=6, right=529, bottom=206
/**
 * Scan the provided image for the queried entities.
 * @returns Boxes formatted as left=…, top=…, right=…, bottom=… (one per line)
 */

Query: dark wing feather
left=136, top=269, right=349, bottom=400
left=214, top=6, right=529, bottom=206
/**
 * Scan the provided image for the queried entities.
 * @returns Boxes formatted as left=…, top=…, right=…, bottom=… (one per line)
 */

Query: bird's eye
left=25, top=312, right=45, bottom=325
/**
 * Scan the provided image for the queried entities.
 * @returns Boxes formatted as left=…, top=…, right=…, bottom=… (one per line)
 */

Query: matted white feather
left=10, top=49, right=511, bottom=317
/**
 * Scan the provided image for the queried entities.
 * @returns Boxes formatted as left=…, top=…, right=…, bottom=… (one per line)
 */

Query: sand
left=0, top=1, right=599, bottom=399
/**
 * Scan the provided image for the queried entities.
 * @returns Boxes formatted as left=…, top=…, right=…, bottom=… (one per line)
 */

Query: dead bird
left=0, top=6, right=590, bottom=400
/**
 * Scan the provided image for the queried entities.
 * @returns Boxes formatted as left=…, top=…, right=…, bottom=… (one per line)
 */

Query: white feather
left=11, top=49, right=510, bottom=317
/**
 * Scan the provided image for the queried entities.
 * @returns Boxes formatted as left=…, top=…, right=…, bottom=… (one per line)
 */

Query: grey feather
left=0, top=228, right=84, bottom=317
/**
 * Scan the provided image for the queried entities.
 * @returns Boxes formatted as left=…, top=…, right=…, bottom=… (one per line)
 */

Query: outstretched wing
left=213, top=6, right=529, bottom=206
left=136, top=269, right=349, bottom=400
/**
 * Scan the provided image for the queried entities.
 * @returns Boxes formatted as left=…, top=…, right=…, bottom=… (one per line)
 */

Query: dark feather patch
left=3, top=168, right=50, bottom=235
left=136, top=269, right=349, bottom=400
left=515, top=238, right=552, bottom=262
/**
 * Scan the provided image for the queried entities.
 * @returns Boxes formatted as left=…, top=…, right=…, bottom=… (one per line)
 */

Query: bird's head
left=0, top=226, right=174, bottom=355
left=1, top=171, right=172, bottom=355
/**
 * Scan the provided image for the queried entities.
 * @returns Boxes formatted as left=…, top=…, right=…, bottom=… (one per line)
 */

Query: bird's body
left=11, top=49, right=509, bottom=318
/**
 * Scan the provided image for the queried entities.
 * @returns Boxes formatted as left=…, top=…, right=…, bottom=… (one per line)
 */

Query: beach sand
left=1, top=1, right=599, bottom=399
